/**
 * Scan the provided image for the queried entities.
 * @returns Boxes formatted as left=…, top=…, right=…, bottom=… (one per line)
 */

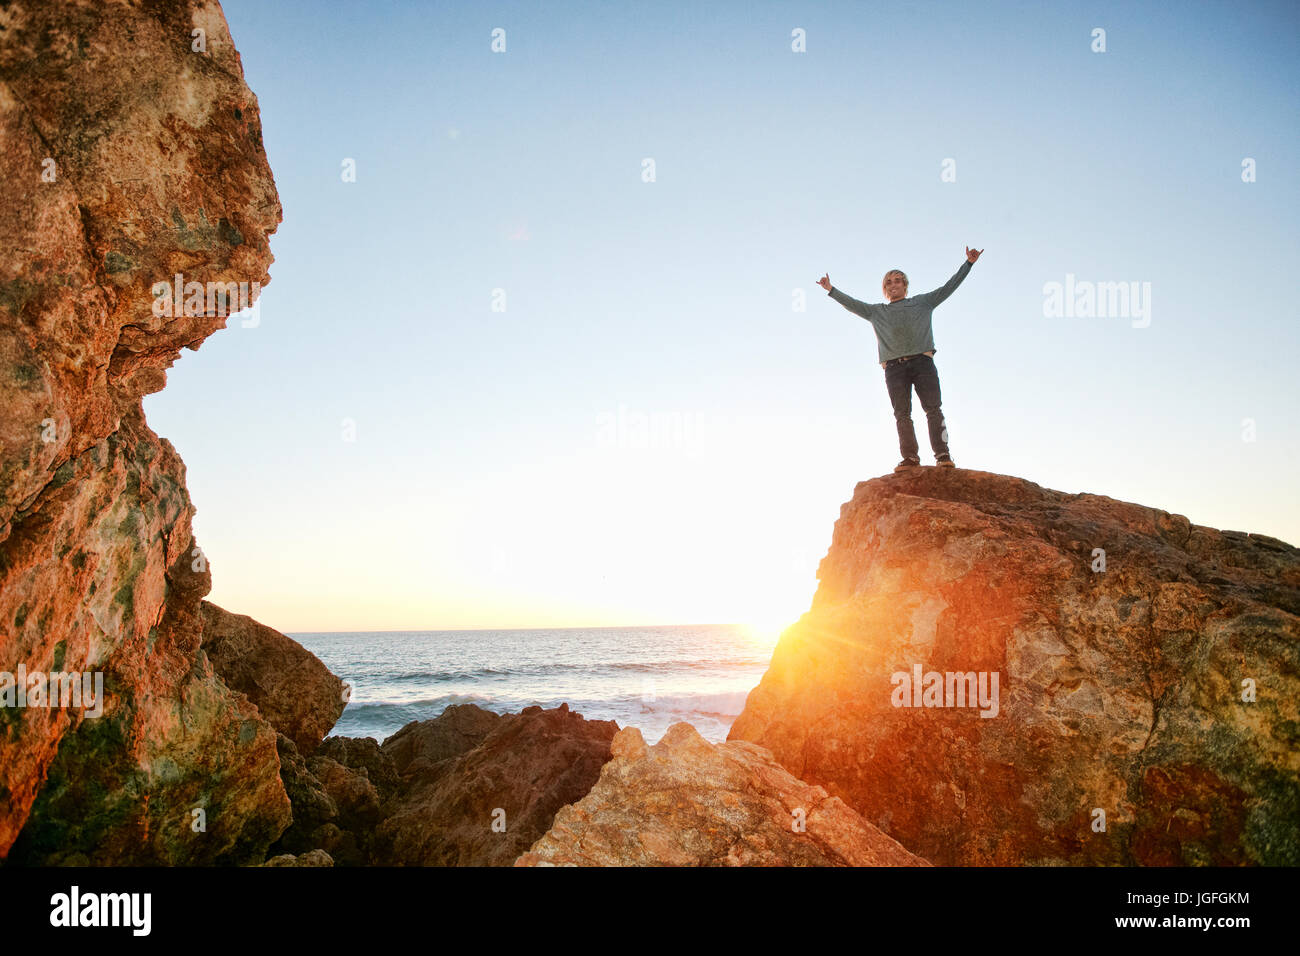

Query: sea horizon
left=291, top=623, right=781, bottom=746
left=286, top=621, right=761, bottom=634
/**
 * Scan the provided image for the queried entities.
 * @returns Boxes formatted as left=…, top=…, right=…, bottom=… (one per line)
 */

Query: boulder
left=517, top=723, right=929, bottom=866
left=201, top=600, right=346, bottom=754
left=374, top=703, right=617, bottom=866
left=729, top=468, right=1300, bottom=865
left=380, top=703, right=503, bottom=776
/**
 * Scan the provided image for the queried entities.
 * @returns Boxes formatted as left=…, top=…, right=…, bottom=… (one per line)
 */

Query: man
left=818, top=246, right=983, bottom=472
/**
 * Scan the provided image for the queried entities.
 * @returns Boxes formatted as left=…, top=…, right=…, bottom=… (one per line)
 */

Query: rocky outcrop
left=262, top=849, right=334, bottom=867
left=268, top=733, right=395, bottom=867
left=270, top=704, right=619, bottom=866
left=374, top=703, right=618, bottom=866
left=517, top=723, right=928, bottom=866
left=0, top=0, right=315, bottom=863
left=317, top=734, right=402, bottom=796
left=381, top=701, right=503, bottom=776
left=729, top=468, right=1300, bottom=865
left=271, top=705, right=509, bottom=865
left=201, top=600, right=347, bottom=754
left=3, top=393, right=292, bottom=865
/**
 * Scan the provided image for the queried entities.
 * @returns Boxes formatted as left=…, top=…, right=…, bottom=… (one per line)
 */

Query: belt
left=882, top=351, right=934, bottom=370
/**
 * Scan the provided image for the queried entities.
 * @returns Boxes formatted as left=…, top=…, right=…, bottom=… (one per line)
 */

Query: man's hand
left=817, top=273, right=832, bottom=292
left=965, top=246, right=983, bottom=263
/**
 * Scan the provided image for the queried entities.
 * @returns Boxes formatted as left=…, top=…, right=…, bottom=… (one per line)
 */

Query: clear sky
left=142, top=0, right=1300, bottom=635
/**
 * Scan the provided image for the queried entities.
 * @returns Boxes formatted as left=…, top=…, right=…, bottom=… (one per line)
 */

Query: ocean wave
left=330, top=686, right=759, bottom=749
left=338, top=688, right=751, bottom=725
left=630, top=689, right=752, bottom=717
left=364, top=657, right=767, bottom=686
left=383, top=667, right=510, bottom=684
left=603, top=658, right=768, bottom=672
left=341, top=692, right=497, bottom=717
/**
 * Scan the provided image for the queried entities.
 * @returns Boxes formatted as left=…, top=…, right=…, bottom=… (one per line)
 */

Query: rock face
left=201, top=600, right=347, bottom=754
left=268, top=733, right=397, bottom=867
left=374, top=703, right=618, bottom=866
left=517, top=723, right=928, bottom=866
left=0, top=1, right=320, bottom=863
left=729, top=469, right=1300, bottom=866
left=381, top=701, right=504, bottom=776
left=270, top=704, right=619, bottom=866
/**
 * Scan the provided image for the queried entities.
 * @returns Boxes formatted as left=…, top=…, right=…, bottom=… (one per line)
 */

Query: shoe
left=936, top=455, right=956, bottom=468
left=893, top=458, right=921, bottom=472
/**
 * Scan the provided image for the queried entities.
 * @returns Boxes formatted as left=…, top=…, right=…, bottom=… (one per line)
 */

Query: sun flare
left=738, top=615, right=793, bottom=652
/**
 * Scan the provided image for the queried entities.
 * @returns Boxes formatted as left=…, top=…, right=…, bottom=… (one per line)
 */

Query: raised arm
left=915, top=247, right=980, bottom=308
left=818, top=273, right=877, bottom=321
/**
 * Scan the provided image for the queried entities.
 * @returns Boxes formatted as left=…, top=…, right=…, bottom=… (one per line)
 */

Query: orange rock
left=0, top=0, right=301, bottom=865
left=516, top=723, right=928, bottom=866
left=729, top=469, right=1300, bottom=865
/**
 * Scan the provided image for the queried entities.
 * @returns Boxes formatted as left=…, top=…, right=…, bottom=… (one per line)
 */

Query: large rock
left=374, top=703, right=617, bottom=866
left=267, top=703, right=616, bottom=866
left=269, top=733, right=395, bottom=867
left=201, top=600, right=346, bottom=754
left=268, top=734, right=340, bottom=852
left=317, top=734, right=402, bottom=798
left=380, top=702, right=503, bottom=776
left=517, top=723, right=928, bottom=866
left=0, top=0, right=297, bottom=862
left=729, top=468, right=1300, bottom=865
left=4, top=404, right=290, bottom=865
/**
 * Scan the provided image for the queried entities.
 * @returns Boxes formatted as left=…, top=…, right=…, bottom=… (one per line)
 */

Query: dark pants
left=884, top=354, right=950, bottom=462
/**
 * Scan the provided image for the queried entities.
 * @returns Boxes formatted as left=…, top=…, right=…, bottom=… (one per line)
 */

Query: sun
left=738, top=614, right=793, bottom=651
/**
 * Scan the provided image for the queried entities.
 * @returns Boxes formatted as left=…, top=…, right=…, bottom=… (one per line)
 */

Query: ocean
left=289, top=624, right=778, bottom=746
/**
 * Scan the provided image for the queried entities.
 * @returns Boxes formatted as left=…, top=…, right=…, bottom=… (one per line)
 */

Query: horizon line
left=284, top=621, right=760, bottom=636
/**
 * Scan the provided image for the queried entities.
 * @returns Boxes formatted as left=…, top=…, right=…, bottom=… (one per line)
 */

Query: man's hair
left=882, top=269, right=908, bottom=291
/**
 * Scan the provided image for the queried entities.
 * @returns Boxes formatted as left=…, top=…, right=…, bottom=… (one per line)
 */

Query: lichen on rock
left=0, top=0, right=322, bottom=865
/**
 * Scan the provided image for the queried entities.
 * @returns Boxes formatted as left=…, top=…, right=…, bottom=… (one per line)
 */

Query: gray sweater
left=828, top=259, right=973, bottom=367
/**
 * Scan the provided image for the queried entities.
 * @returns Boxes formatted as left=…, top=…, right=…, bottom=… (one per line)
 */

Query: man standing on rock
left=818, top=246, right=982, bottom=472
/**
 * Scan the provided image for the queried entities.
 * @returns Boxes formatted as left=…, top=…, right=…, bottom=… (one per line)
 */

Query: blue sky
left=143, top=0, right=1300, bottom=633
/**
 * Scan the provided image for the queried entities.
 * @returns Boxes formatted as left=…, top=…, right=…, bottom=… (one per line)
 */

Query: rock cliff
left=6, top=2, right=1295, bottom=871
left=728, top=468, right=1300, bottom=865
left=0, top=0, right=299, bottom=863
